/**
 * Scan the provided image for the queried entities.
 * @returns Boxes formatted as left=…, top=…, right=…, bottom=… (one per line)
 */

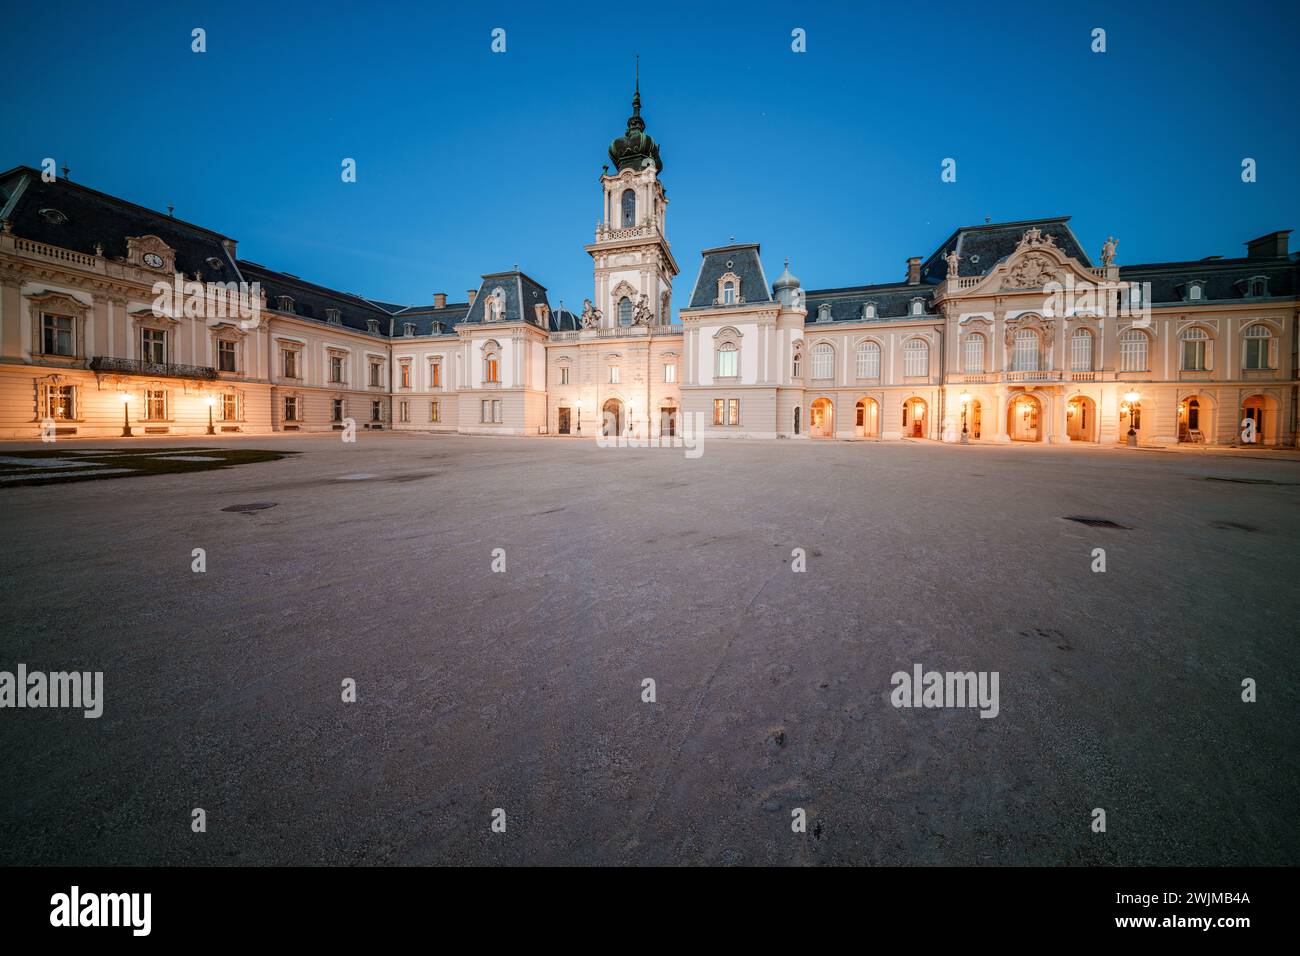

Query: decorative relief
left=1003, top=253, right=1059, bottom=290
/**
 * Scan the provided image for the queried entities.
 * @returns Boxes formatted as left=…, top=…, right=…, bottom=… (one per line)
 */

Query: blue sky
left=5, top=0, right=1298, bottom=309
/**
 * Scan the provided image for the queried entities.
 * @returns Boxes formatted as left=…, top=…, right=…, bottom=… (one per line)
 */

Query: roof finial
left=632, top=55, right=641, bottom=115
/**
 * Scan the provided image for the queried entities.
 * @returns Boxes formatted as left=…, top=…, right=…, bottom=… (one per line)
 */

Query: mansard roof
left=0, top=164, right=240, bottom=282
left=686, top=242, right=772, bottom=309
left=459, top=270, right=554, bottom=329
left=803, top=283, right=935, bottom=323
left=1119, top=255, right=1297, bottom=305
left=237, top=261, right=395, bottom=336
left=921, top=216, right=1091, bottom=283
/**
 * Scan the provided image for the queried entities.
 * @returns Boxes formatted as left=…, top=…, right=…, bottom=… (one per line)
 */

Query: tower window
left=621, top=189, right=636, bottom=227
left=618, top=297, right=633, bottom=326
left=723, top=281, right=735, bottom=305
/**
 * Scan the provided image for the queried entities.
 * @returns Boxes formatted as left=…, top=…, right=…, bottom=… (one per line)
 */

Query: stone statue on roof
left=632, top=293, right=653, bottom=325
left=580, top=298, right=602, bottom=328
left=1101, top=236, right=1118, bottom=266
left=945, top=250, right=961, bottom=279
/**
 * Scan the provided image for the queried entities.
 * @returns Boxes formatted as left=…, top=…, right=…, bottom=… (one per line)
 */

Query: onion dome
left=609, top=63, right=662, bottom=173
left=773, top=257, right=800, bottom=292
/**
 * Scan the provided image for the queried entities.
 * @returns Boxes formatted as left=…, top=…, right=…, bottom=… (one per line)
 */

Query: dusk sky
left=5, top=0, right=1297, bottom=309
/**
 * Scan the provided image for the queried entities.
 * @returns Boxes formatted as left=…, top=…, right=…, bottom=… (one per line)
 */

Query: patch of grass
left=0, top=448, right=296, bottom=487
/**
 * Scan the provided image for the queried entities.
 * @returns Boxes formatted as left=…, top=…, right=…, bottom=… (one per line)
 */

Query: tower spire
left=633, top=54, right=641, bottom=115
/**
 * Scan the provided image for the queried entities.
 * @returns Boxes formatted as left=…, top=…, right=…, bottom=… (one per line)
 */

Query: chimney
left=467, top=289, right=477, bottom=306
left=433, top=292, right=447, bottom=309
left=907, top=257, right=922, bottom=285
left=1245, top=230, right=1291, bottom=259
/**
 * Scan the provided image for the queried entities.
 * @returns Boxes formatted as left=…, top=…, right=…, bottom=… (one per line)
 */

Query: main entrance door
left=1009, top=395, right=1041, bottom=441
left=660, top=406, right=677, bottom=437
left=558, top=407, right=571, bottom=435
left=602, top=398, right=622, bottom=436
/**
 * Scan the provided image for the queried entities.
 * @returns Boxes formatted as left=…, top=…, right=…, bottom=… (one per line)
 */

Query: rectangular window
left=217, top=339, right=237, bottom=372
left=717, top=348, right=738, bottom=378
left=485, top=358, right=499, bottom=383
left=142, top=328, right=167, bottom=364
left=371, top=400, right=382, bottom=422
left=1070, top=333, right=1093, bottom=372
left=431, top=361, right=442, bottom=388
left=44, top=384, right=75, bottom=420
left=609, top=365, right=620, bottom=384
left=330, top=355, right=344, bottom=383
left=145, top=388, right=167, bottom=420
left=42, top=314, right=75, bottom=356
left=1182, top=339, right=1207, bottom=371
left=369, top=362, right=382, bottom=387
left=399, top=400, right=409, bottom=423
left=664, top=363, right=676, bottom=383
left=482, top=399, right=491, bottom=423
left=713, top=399, right=738, bottom=425
left=728, top=398, right=739, bottom=426
left=331, top=398, right=344, bottom=423
left=963, top=337, right=984, bottom=374
left=282, top=348, right=298, bottom=379
left=1119, top=333, right=1147, bottom=372
left=493, top=400, right=502, bottom=423
left=559, top=366, right=570, bottom=385
left=284, top=396, right=299, bottom=422
left=857, top=345, right=881, bottom=379
left=1244, top=337, right=1272, bottom=369
left=221, top=393, right=238, bottom=421
left=430, top=400, right=440, bottom=423
left=400, top=363, right=411, bottom=388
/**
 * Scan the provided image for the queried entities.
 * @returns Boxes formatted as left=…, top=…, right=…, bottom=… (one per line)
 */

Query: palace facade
left=1, top=86, right=1297, bottom=446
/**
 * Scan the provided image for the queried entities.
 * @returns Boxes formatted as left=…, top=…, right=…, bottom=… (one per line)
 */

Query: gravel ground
left=1, top=433, right=1297, bottom=866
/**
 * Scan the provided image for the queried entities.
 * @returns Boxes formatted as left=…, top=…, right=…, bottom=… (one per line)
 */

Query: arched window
left=618, top=297, right=633, bottom=326
left=621, top=189, right=636, bottom=227
left=1243, top=325, right=1274, bottom=369
left=811, top=343, right=834, bottom=380
left=904, top=338, right=929, bottom=377
left=856, top=341, right=881, bottom=379
left=716, top=342, right=738, bottom=378
left=1181, top=327, right=1210, bottom=371
left=1070, top=328, right=1093, bottom=371
left=791, top=345, right=803, bottom=379
left=1119, top=328, right=1149, bottom=372
left=482, top=341, right=501, bottom=384
left=722, top=281, right=735, bottom=305
left=1011, top=329, right=1039, bottom=371
left=963, top=333, right=985, bottom=373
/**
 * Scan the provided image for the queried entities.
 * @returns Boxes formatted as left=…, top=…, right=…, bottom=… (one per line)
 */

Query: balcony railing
left=1005, top=370, right=1061, bottom=383
left=89, top=356, right=218, bottom=380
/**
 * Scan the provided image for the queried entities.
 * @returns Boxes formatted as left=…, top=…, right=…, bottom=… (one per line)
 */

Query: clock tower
left=583, top=68, right=678, bottom=329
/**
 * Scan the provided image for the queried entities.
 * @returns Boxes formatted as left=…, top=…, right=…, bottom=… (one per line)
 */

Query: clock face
left=143, top=252, right=164, bottom=268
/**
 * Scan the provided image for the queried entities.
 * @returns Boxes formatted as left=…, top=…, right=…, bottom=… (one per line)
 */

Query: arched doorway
left=1008, top=395, right=1042, bottom=441
left=1066, top=396, right=1096, bottom=442
left=1241, top=394, right=1277, bottom=445
left=902, top=398, right=927, bottom=438
left=854, top=397, right=879, bottom=438
left=810, top=398, right=834, bottom=438
left=1178, top=395, right=1213, bottom=443
left=969, top=400, right=982, bottom=439
left=659, top=406, right=678, bottom=437
left=601, top=398, right=622, bottom=437
left=793, top=406, right=801, bottom=436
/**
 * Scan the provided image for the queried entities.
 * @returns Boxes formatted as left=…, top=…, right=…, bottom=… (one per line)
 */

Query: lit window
left=284, top=396, right=299, bottom=422
left=713, top=398, right=739, bottom=425
left=42, top=313, right=75, bottom=356
left=400, top=363, right=411, bottom=388
left=145, top=388, right=167, bottom=420
left=222, top=394, right=239, bottom=421
left=1119, top=329, right=1148, bottom=372
left=430, top=400, right=440, bottom=422
left=856, top=341, right=881, bottom=379
left=717, top=343, right=738, bottom=378
left=43, top=384, right=75, bottom=420
left=430, top=361, right=442, bottom=388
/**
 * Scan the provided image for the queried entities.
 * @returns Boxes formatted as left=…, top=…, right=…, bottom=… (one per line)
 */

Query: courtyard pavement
left=1, top=433, right=1297, bottom=865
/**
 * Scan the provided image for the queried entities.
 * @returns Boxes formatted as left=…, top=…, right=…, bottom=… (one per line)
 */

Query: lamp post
left=959, top=392, right=971, bottom=444
left=576, top=398, right=582, bottom=436
left=1123, top=389, right=1140, bottom=446
left=119, top=391, right=133, bottom=437
left=206, top=395, right=216, bottom=435
left=627, top=400, right=635, bottom=439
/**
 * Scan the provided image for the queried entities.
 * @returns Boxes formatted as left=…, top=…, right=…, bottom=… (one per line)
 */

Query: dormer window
left=816, top=303, right=832, bottom=323
left=909, top=298, right=925, bottom=316
left=861, top=302, right=877, bottom=320
left=715, top=272, right=742, bottom=306
left=1248, top=276, right=1268, bottom=297
left=1187, top=281, right=1204, bottom=301
left=276, top=295, right=295, bottom=313
left=723, top=282, right=735, bottom=305
left=39, top=208, right=68, bottom=225
left=404, top=322, right=416, bottom=336
left=325, top=309, right=341, bottom=325
left=205, top=257, right=224, bottom=271
left=366, top=319, right=380, bottom=335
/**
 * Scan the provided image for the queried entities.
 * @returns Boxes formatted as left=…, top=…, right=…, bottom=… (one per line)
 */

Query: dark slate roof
left=549, top=309, right=581, bottom=332
left=803, top=283, right=935, bottom=324
left=921, top=216, right=1091, bottom=283
left=686, top=243, right=772, bottom=309
left=237, top=261, right=395, bottom=337
left=1119, top=256, right=1298, bottom=305
left=459, top=271, right=554, bottom=329
left=0, top=165, right=241, bottom=281
left=391, top=304, right=472, bottom=337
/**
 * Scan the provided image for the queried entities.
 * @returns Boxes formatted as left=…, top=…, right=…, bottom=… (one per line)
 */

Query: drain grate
left=221, top=502, right=277, bottom=514
left=1063, top=516, right=1131, bottom=529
